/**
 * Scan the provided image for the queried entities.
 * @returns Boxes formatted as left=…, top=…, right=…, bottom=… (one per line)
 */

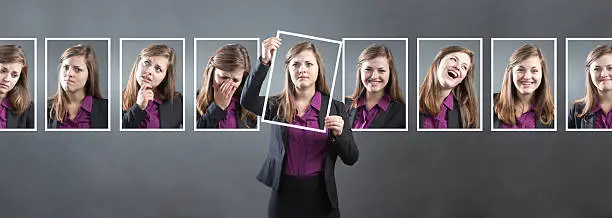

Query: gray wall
left=2, top=0, right=612, bottom=217
left=46, top=40, right=109, bottom=99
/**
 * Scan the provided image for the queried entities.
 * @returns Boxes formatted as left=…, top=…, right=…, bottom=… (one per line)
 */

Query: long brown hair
left=122, top=44, right=179, bottom=111
left=196, top=44, right=257, bottom=127
left=0, top=45, right=30, bottom=115
left=494, top=44, right=554, bottom=125
left=575, top=44, right=612, bottom=117
left=49, top=44, right=101, bottom=122
left=276, top=41, right=330, bottom=123
left=349, top=43, right=404, bottom=109
left=418, top=45, right=479, bottom=128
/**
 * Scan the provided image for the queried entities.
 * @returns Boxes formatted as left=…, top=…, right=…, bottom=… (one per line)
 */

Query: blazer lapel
left=159, top=100, right=170, bottom=128
left=447, top=98, right=461, bottom=128
left=6, top=110, right=18, bottom=128
left=318, top=95, right=330, bottom=130
left=89, top=98, right=102, bottom=128
left=418, top=113, right=425, bottom=128
left=370, top=102, right=392, bottom=128
left=236, top=106, right=246, bottom=128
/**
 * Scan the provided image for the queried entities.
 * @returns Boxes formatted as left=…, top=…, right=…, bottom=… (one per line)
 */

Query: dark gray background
left=263, top=32, right=341, bottom=125
left=2, top=0, right=612, bottom=217
left=0, top=39, right=35, bottom=101
left=567, top=40, right=611, bottom=115
left=46, top=40, right=109, bottom=99
left=343, top=40, right=407, bottom=102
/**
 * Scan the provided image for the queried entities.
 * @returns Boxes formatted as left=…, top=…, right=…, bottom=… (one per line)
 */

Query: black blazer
left=196, top=99, right=257, bottom=128
left=122, top=94, right=183, bottom=128
left=5, top=101, right=34, bottom=129
left=568, top=101, right=594, bottom=129
left=240, top=59, right=359, bottom=209
left=492, top=93, right=553, bottom=129
left=418, top=97, right=463, bottom=128
left=47, top=98, right=108, bottom=129
left=345, top=97, right=406, bottom=129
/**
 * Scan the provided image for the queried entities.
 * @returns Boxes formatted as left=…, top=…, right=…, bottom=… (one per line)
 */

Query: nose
left=298, top=64, right=308, bottom=73
left=524, top=71, right=533, bottom=80
left=64, top=67, right=74, bottom=77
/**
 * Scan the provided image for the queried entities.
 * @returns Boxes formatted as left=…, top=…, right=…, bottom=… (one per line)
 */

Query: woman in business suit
left=493, top=44, right=554, bottom=129
left=241, top=37, right=359, bottom=218
left=418, top=45, right=479, bottom=129
left=0, top=45, right=34, bottom=129
left=569, top=44, right=612, bottom=129
left=122, top=44, right=182, bottom=129
left=196, top=44, right=257, bottom=129
left=345, top=43, right=405, bottom=129
left=48, top=44, right=108, bottom=129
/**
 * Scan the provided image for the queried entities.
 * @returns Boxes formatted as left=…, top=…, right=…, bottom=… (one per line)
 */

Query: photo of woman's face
left=589, top=53, right=612, bottom=93
left=512, top=56, right=542, bottom=95
left=60, top=56, right=88, bottom=93
left=0, top=62, right=23, bottom=95
left=136, top=55, right=168, bottom=89
left=435, top=51, right=471, bottom=89
left=214, top=68, right=244, bottom=89
left=288, top=50, right=319, bottom=89
left=360, top=56, right=390, bottom=94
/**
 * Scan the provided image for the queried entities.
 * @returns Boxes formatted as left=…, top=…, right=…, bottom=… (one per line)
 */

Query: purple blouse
left=140, top=98, right=161, bottom=128
left=284, top=91, right=328, bottom=177
left=218, top=96, right=239, bottom=129
left=353, top=94, right=391, bottom=129
left=500, top=106, right=536, bottom=129
left=0, top=98, right=10, bottom=129
left=422, top=92, right=455, bottom=129
left=592, top=101, right=612, bottom=129
left=58, top=96, right=93, bottom=129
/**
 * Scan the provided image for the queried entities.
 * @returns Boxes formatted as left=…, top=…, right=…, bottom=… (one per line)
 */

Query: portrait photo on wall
left=45, top=38, right=110, bottom=131
left=120, top=39, right=185, bottom=131
left=567, top=39, right=612, bottom=130
left=491, top=39, right=557, bottom=131
left=417, top=38, right=482, bottom=131
left=342, top=38, right=408, bottom=131
left=194, top=38, right=260, bottom=131
left=0, top=39, right=36, bottom=131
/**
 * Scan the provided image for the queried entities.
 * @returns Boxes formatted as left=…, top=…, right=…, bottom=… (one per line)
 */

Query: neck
left=0, top=93, right=5, bottom=103
left=294, top=86, right=316, bottom=102
left=438, top=88, right=452, bottom=105
left=598, top=90, right=612, bottom=104
left=516, top=93, right=533, bottom=111
left=366, top=90, right=384, bottom=102
left=66, top=90, right=86, bottom=105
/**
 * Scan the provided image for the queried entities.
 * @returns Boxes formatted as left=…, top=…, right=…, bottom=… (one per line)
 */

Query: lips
left=600, top=77, right=612, bottom=82
left=519, top=80, right=535, bottom=86
left=367, top=80, right=383, bottom=86
left=447, top=68, right=460, bottom=79
left=0, top=83, right=8, bottom=89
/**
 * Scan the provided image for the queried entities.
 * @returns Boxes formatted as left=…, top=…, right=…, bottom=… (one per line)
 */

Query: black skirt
left=268, top=174, right=339, bottom=218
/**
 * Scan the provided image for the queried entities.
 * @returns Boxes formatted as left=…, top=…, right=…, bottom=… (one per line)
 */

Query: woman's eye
left=292, top=63, right=299, bottom=67
left=144, top=60, right=150, bottom=66
left=462, top=66, right=468, bottom=71
left=594, top=67, right=602, bottom=72
left=306, top=63, right=313, bottom=67
left=11, top=73, right=18, bottom=78
left=607, top=66, right=612, bottom=71
left=450, top=57, right=457, bottom=62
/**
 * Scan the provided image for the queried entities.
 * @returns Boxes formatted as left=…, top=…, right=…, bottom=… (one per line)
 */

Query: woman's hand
left=262, top=37, right=281, bottom=65
left=214, top=80, right=237, bottom=110
left=325, top=115, right=344, bottom=136
left=137, top=84, right=154, bottom=110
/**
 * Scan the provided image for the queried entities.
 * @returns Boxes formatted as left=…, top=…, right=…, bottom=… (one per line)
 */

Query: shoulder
left=570, top=101, right=586, bottom=117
